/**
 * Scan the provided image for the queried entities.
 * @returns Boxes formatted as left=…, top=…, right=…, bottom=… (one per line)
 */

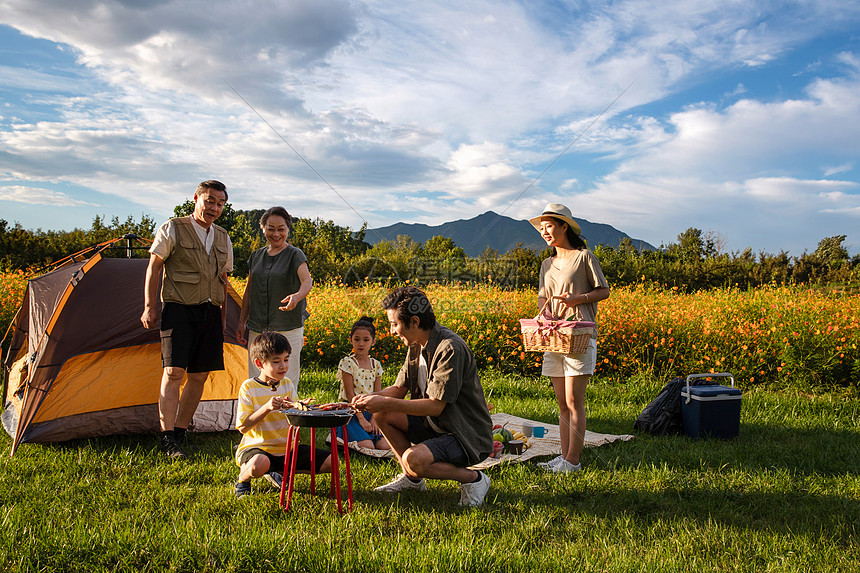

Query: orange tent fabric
left=1, top=246, right=248, bottom=454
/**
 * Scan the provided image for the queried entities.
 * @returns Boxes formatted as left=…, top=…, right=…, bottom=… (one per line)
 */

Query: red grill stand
left=279, top=424, right=353, bottom=513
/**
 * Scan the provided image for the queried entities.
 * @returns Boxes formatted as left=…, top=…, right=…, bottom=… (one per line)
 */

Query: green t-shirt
left=394, top=323, right=493, bottom=465
left=246, top=245, right=309, bottom=332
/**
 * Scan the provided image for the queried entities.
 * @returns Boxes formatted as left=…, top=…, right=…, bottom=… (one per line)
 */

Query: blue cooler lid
left=681, top=384, right=742, bottom=400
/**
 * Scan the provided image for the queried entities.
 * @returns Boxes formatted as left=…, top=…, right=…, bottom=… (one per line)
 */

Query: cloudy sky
left=1, top=0, right=859, bottom=255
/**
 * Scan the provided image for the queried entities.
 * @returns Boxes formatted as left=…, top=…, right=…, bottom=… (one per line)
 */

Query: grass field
left=1, top=368, right=858, bottom=573
left=2, top=275, right=859, bottom=571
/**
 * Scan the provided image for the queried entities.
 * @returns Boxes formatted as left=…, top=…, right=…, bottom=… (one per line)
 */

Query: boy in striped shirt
left=234, top=332, right=332, bottom=497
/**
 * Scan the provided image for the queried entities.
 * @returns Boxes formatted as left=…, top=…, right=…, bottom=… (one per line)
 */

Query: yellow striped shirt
left=235, top=377, right=298, bottom=465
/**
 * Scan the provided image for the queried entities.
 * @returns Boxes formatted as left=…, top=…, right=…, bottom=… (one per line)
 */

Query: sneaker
left=459, top=472, right=491, bottom=507
left=549, top=459, right=582, bottom=474
left=234, top=480, right=251, bottom=498
left=264, top=471, right=283, bottom=489
left=161, top=436, right=186, bottom=460
left=537, top=455, right=563, bottom=470
left=373, top=473, right=428, bottom=493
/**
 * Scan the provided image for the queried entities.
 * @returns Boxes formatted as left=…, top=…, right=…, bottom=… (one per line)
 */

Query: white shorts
left=541, top=338, right=597, bottom=377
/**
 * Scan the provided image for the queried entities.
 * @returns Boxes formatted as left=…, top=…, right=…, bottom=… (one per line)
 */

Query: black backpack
left=633, top=376, right=686, bottom=435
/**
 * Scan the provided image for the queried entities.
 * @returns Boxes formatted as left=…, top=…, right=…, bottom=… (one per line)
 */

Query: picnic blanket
left=471, top=412, right=634, bottom=470
left=330, top=412, right=634, bottom=469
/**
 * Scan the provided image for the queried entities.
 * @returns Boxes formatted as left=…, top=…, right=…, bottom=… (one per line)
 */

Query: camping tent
left=1, top=238, right=248, bottom=455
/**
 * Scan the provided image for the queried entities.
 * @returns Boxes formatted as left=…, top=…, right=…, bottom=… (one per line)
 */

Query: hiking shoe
left=264, top=472, right=283, bottom=489
left=161, top=436, right=186, bottom=460
left=459, top=471, right=491, bottom=507
left=373, top=473, right=427, bottom=493
left=538, top=455, right=563, bottom=470
left=549, top=459, right=582, bottom=474
left=234, top=481, right=251, bottom=498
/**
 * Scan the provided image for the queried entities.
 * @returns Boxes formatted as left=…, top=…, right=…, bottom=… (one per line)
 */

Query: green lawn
left=1, top=368, right=858, bottom=572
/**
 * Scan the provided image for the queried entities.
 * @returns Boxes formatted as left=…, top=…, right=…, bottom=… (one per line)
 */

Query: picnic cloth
left=471, top=412, right=634, bottom=470
left=329, top=412, right=634, bottom=469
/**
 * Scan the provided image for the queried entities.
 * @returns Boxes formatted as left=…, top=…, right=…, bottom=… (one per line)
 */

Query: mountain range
left=365, top=211, right=654, bottom=257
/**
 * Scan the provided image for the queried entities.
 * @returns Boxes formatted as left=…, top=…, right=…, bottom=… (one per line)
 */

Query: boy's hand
left=267, top=396, right=286, bottom=412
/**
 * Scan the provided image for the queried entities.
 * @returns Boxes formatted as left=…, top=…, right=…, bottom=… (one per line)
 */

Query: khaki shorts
left=541, top=338, right=597, bottom=377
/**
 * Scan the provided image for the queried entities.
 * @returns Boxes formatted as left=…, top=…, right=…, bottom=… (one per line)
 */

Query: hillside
left=365, top=211, right=654, bottom=256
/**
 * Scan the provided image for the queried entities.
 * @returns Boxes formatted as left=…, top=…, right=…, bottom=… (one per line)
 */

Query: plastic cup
left=521, top=423, right=533, bottom=437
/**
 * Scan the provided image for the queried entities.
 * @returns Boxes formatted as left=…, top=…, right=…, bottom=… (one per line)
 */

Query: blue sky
left=1, top=0, right=859, bottom=255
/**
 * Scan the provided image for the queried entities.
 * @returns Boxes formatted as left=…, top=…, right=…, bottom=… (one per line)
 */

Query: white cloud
left=0, top=185, right=96, bottom=206
left=1, top=0, right=860, bottom=253
left=824, top=162, right=855, bottom=177
left=560, top=179, right=579, bottom=191
left=0, top=64, right=84, bottom=92
left=725, top=83, right=747, bottom=97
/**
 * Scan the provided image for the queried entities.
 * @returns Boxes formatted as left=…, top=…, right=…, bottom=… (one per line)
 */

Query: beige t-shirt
left=538, top=249, right=609, bottom=337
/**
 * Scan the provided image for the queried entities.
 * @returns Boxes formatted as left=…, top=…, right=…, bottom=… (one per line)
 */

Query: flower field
left=233, top=279, right=859, bottom=393
left=2, top=270, right=858, bottom=392
left=0, top=270, right=27, bottom=341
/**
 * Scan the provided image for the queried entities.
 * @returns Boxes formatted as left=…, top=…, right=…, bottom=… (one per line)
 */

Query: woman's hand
left=279, top=293, right=298, bottom=312
left=555, top=293, right=589, bottom=308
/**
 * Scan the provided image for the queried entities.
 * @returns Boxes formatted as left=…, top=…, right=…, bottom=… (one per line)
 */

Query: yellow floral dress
left=336, top=354, right=383, bottom=401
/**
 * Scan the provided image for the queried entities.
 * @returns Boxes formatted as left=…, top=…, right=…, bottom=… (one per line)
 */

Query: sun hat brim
left=529, top=204, right=582, bottom=235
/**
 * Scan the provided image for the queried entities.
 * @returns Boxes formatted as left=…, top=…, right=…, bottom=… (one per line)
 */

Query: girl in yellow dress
left=335, top=317, right=390, bottom=450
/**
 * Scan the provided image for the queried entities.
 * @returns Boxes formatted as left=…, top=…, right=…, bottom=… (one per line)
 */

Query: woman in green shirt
left=236, top=207, right=313, bottom=387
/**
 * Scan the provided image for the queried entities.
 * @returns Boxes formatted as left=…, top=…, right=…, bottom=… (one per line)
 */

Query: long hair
left=549, top=216, right=587, bottom=255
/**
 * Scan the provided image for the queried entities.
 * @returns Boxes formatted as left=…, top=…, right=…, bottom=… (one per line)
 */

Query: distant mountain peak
left=367, top=211, right=653, bottom=256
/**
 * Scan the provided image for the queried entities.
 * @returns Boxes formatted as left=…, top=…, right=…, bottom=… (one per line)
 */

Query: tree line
left=1, top=206, right=858, bottom=291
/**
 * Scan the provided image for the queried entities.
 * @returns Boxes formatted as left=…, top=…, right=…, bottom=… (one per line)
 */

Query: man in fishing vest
left=141, top=180, right=233, bottom=459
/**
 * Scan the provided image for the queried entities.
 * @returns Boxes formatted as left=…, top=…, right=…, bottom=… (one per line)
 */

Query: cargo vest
left=160, top=217, right=229, bottom=306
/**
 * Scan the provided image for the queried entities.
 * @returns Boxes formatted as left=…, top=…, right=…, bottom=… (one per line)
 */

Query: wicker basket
left=520, top=298, right=595, bottom=354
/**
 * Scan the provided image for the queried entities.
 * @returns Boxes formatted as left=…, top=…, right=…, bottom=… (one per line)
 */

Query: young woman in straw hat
left=529, top=203, right=611, bottom=473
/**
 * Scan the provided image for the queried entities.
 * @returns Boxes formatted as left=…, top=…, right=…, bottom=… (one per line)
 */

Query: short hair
left=350, top=316, right=376, bottom=338
left=250, top=331, right=292, bottom=363
left=196, top=179, right=228, bottom=201
left=259, top=206, right=293, bottom=232
left=381, top=286, right=435, bottom=330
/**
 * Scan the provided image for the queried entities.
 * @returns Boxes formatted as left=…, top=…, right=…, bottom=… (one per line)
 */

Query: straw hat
left=529, top=203, right=582, bottom=235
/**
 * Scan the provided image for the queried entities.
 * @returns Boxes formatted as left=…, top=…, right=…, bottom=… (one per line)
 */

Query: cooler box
left=680, top=373, right=742, bottom=439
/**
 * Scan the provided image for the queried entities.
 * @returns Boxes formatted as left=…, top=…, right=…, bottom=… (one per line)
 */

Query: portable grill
left=278, top=404, right=355, bottom=513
